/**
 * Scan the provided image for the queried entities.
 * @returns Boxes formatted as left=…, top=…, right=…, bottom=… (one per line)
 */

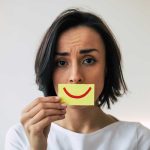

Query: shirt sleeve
left=137, top=123, right=150, bottom=150
left=5, top=124, right=29, bottom=150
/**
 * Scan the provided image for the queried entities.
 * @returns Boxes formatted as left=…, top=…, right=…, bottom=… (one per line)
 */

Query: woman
left=5, top=8, right=150, bottom=150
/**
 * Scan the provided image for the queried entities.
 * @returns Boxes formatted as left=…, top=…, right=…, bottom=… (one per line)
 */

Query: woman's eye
left=83, top=58, right=96, bottom=65
left=56, top=60, right=67, bottom=67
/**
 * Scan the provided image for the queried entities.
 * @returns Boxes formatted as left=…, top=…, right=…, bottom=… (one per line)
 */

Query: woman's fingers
left=28, top=108, right=66, bottom=125
left=22, top=96, right=60, bottom=113
left=21, top=102, right=67, bottom=124
left=29, top=102, right=66, bottom=117
left=20, top=96, right=67, bottom=150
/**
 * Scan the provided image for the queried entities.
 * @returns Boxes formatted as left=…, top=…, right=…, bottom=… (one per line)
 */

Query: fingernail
left=55, top=96, right=60, bottom=101
left=61, top=103, right=67, bottom=107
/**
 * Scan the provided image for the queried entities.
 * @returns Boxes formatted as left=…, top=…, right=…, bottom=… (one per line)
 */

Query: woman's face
left=53, top=26, right=106, bottom=104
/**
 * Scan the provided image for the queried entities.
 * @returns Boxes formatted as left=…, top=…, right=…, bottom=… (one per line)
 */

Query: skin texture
left=20, top=26, right=117, bottom=150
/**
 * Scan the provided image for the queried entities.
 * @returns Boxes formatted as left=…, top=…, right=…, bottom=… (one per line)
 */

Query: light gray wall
left=1, top=0, right=150, bottom=149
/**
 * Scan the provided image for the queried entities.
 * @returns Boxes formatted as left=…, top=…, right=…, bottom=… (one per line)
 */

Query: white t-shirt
left=5, top=121, right=150, bottom=150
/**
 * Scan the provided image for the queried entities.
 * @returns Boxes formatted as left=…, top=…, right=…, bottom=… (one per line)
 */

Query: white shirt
left=5, top=121, right=150, bottom=150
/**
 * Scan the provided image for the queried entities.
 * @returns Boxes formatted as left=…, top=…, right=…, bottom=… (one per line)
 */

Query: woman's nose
left=69, top=66, right=83, bottom=84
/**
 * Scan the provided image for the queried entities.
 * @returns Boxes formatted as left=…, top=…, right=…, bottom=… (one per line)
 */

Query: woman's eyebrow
left=55, top=48, right=99, bottom=56
left=80, top=48, right=99, bottom=54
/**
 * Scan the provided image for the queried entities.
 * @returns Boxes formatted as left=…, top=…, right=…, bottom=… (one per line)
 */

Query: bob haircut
left=35, top=8, right=127, bottom=109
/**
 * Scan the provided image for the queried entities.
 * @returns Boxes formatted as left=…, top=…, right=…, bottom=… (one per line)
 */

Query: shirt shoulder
left=116, top=121, right=150, bottom=149
left=5, top=123, right=29, bottom=150
left=136, top=122, right=150, bottom=149
left=114, top=121, right=150, bottom=136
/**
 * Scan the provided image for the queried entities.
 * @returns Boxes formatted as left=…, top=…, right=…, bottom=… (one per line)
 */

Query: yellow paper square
left=58, top=84, right=94, bottom=105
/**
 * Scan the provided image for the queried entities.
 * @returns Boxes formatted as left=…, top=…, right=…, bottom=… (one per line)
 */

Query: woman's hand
left=20, top=96, right=67, bottom=150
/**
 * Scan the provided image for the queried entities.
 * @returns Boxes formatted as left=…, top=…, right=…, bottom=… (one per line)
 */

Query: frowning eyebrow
left=55, top=48, right=99, bottom=56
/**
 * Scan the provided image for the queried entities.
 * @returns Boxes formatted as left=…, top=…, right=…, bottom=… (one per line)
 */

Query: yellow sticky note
left=58, top=84, right=94, bottom=105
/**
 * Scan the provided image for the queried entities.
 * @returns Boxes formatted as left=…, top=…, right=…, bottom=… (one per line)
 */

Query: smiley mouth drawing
left=63, top=87, right=91, bottom=99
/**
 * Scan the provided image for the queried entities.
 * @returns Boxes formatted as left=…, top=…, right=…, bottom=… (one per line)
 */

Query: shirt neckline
left=51, top=120, right=122, bottom=136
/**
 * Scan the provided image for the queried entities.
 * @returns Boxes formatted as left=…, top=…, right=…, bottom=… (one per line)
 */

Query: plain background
left=1, top=0, right=150, bottom=149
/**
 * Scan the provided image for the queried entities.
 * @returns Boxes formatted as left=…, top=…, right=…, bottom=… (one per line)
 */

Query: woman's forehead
left=57, top=26, right=105, bottom=53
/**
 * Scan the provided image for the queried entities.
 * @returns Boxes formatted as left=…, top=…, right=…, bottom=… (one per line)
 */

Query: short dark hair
left=35, top=8, right=127, bottom=109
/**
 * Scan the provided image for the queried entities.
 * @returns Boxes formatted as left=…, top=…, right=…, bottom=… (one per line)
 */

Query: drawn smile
left=63, top=87, right=91, bottom=99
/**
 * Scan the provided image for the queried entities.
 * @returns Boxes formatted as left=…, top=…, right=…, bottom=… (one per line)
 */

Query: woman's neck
left=54, top=105, right=118, bottom=133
